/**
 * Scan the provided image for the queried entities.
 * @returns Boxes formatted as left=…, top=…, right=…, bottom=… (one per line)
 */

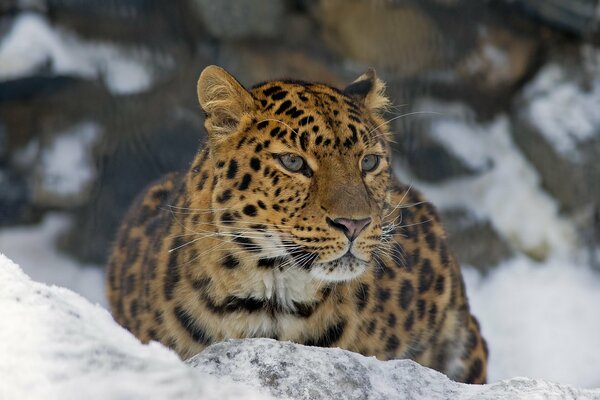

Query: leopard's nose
left=326, top=217, right=372, bottom=241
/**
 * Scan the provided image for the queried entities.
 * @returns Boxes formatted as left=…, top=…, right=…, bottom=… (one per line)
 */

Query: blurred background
left=0, top=0, right=599, bottom=388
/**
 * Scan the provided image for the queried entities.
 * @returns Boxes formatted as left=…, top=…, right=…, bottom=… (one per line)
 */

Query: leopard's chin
left=309, top=254, right=369, bottom=283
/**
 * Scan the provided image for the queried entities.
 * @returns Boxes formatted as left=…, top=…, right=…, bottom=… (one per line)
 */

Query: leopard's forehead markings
left=249, top=81, right=382, bottom=156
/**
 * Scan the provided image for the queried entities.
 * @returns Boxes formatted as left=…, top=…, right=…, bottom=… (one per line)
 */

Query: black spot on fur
left=299, top=115, right=314, bottom=126
left=151, top=189, right=169, bottom=202
left=257, top=258, right=277, bottom=268
left=439, top=241, right=450, bottom=267
left=275, top=100, right=292, bottom=114
left=404, top=311, right=415, bottom=331
left=221, top=211, right=235, bottom=225
left=387, top=313, right=397, bottom=328
left=233, top=236, right=261, bottom=253
left=385, top=335, right=400, bottom=353
left=417, top=299, right=427, bottom=320
left=304, top=319, right=346, bottom=347
left=435, top=275, right=445, bottom=294
left=377, top=287, right=391, bottom=302
left=300, top=131, right=309, bottom=151
left=367, top=319, right=377, bottom=335
left=419, top=259, right=434, bottom=293
left=425, top=232, right=437, bottom=251
left=164, top=240, right=182, bottom=300
left=238, top=174, right=252, bottom=190
left=465, top=358, right=483, bottom=384
left=355, top=283, right=369, bottom=311
left=124, top=274, right=136, bottom=295
left=269, top=127, right=281, bottom=137
left=263, top=86, right=281, bottom=96
left=223, top=254, right=240, bottom=269
left=124, top=237, right=141, bottom=267
left=250, top=157, right=261, bottom=171
left=196, top=171, right=209, bottom=191
left=226, top=160, right=238, bottom=179
left=271, top=91, right=288, bottom=101
left=256, top=120, right=269, bottom=130
left=174, top=306, right=212, bottom=344
left=217, top=189, right=232, bottom=203
left=398, top=280, right=414, bottom=310
left=428, top=303, right=438, bottom=328
left=243, top=204, right=257, bottom=217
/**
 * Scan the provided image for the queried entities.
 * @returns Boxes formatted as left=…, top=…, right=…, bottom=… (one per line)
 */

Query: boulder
left=512, top=51, right=600, bottom=259
left=190, top=0, right=287, bottom=40
left=441, top=208, right=513, bottom=273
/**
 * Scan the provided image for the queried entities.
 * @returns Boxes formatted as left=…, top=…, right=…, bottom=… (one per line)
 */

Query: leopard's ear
left=197, top=65, right=255, bottom=138
left=343, top=69, right=390, bottom=114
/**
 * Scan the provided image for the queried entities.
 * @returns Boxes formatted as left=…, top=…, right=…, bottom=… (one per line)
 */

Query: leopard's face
left=200, top=68, right=391, bottom=282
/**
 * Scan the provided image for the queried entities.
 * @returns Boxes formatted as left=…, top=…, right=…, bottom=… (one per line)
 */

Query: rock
left=512, top=51, right=600, bottom=255
left=456, top=25, right=538, bottom=94
left=513, top=58, right=600, bottom=212
left=394, top=123, right=479, bottom=183
left=441, top=208, right=514, bottom=273
left=59, top=115, right=202, bottom=263
left=314, top=0, right=443, bottom=76
left=28, top=121, right=101, bottom=208
left=2, top=253, right=599, bottom=400
left=217, top=43, right=343, bottom=87
left=0, top=168, right=33, bottom=226
left=190, top=0, right=287, bottom=40
left=507, top=0, right=600, bottom=37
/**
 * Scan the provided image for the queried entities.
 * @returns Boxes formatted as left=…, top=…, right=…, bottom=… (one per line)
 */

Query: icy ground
left=1, top=253, right=599, bottom=400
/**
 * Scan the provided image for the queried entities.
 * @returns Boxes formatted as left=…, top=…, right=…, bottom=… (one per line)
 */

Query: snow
left=0, top=254, right=271, bottom=400
left=464, top=257, right=600, bottom=388
left=402, top=102, right=576, bottom=258
left=0, top=213, right=106, bottom=306
left=0, top=13, right=158, bottom=94
left=38, top=122, right=101, bottom=198
left=1, top=253, right=599, bottom=399
left=523, top=63, right=600, bottom=161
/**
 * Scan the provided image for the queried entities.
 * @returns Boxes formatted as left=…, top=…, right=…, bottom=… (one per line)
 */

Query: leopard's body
left=106, top=66, right=488, bottom=384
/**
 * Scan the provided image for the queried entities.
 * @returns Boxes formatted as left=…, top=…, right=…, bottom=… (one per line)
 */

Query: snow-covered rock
left=0, top=13, right=165, bottom=95
left=513, top=53, right=600, bottom=213
left=1, top=253, right=599, bottom=399
left=0, top=253, right=270, bottom=400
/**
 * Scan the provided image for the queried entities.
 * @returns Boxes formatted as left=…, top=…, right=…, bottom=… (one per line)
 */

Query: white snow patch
left=401, top=103, right=576, bottom=258
left=464, top=256, right=600, bottom=389
left=0, top=13, right=159, bottom=94
left=0, top=254, right=272, bottom=400
left=38, top=122, right=101, bottom=198
left=523, top=63, right=600, bottom=161
left=0, top=213, right=106, bottom=306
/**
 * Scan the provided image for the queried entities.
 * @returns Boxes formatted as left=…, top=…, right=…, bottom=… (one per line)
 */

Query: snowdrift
left=0, top=253, right=598, bottom=400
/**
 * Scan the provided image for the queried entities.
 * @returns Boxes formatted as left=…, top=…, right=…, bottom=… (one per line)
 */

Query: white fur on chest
left=240, top=261, right=319, bottom=308
left=222, top=261, right=320, bottom=338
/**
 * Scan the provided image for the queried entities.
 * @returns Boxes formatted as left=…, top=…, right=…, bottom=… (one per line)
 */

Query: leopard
left=106, top=65, right=488, bottom=384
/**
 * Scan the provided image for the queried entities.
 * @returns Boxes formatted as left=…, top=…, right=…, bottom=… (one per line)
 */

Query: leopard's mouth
left=309, top=253, right=369, bottom=282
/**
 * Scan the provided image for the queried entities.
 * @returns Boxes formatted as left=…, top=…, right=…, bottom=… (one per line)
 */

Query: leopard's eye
left=278, top=153, right=307, bottom=173
left=361, top=154, right=381, bottom=173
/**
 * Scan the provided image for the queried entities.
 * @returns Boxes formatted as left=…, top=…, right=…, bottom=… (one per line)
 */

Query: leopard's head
left=197, top=65, right=392, bottom=282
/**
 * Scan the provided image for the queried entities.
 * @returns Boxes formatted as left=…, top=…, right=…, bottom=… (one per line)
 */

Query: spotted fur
left=106, top=66, right=488, bottom=384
